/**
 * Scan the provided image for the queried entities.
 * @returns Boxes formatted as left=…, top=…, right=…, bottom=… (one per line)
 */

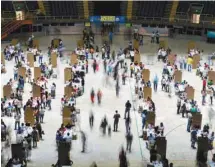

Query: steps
left=43, top=1, right=51, bottom=16
left=169, top=0, right=179, bottom=22
left=37, top=0, right=46, bottom=15
left=83, top=0, right=89, bottom=19
left=127, top=0, right=133, bottom=20
left=164, top=1, right=173, bottom=18
left=88, top=1, right=94, bottom=16
left=1, top=20, right=33, bottom=40
left=77, top=1, right=84, bottom=18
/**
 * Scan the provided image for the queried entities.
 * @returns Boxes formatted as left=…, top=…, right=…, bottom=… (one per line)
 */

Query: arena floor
left=1, top=35, right=215, bottom=167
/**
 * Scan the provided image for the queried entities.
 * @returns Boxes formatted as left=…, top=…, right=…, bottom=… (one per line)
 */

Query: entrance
left=16, top=11, right=25, bottom=20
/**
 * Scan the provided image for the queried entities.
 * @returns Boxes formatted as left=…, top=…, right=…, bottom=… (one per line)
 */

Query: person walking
left=97, top=89, right=102, bottom=105
left=80, top=131, right=86, bottom=153
left=153, top=74, right=159, bottom=92
left=124, top=100, right=132, bottom=119
left=90, top=88, right=95, bottom=104
left=125, top=117, right=131, bottom=134
left=113, top=110, right=121, bottom=132
left=191, top=127, right=197, bottom=149
left=177, top=97, right=181, bottom=114
left=89, top=111, right=94, bottom=129
left=125, top=128, right=133, bottom=153
left=39, top=107, right=45, bottom=123
left=119, top=147, right=128, bottom=167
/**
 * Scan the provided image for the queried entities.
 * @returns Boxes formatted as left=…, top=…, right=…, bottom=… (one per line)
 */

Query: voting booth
left=64, top=86, right=73, bottom=98
left=77, top=40, right=84, bottom=48
left=54, top=39, right=60, bottom=48
left=197, top=137, right=208, bottom=164
left=133, top=39, right=139, bottom=50
left=185, top=86, right=195, bottom=100
left=159, top=40, right=167, bottom=49
left=24, top=107, right=35, bottom=125
left=62, top=106, right=72, bottom=125
left=208, top=71, right=215, bottom=84
left=1, top=52, right=5, bottom=65
left=168, top=54, right=176, bottom=65
left=33, top=39, right=39, bottom=48
left=64, top=68, right=72, bottom=83
left=191, top=113, right=202, bottom=128
left=51, top=53, right=57, bottom=68
left=192, top=54, right=200, bottom=69
left=58, top=142, right=71, bottom=166
left=11, top=144, right=24, bottom=161
left=27, top=53, right=34, bottom=67
left=33, top=84, right=41, bottom=98
left=18, top=67, right=26, bottom=81
left=11, top=39, right=18, bottom=46
left=144, top=87, right=152, bottom=99
left=188, top=41, right=196, bottom=52
left=70, top=53, right=78, bottom=65
left=3, top=85, right=12, bottom=98
left=34, top=67, right=41, bottom=80
left=134, top=53, right=141, bottom=64
left=174, top=70, right=182, bottom=82
left=142, top=69, right=150, bottom=82
left=146, top=112, right=155, bottom=126
left=155, top=137, right=167, bottom=159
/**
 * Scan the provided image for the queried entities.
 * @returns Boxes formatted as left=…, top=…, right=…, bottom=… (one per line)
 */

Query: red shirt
left=203, top=80, right=206, bottom=86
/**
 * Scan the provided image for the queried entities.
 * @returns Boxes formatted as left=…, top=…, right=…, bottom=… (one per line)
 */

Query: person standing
left=124, top=100, right=131, bottom=119
left=187, top=115, right=192, bottom=132
left=209, top=88, right=213, bottom=105
left=151, top=32, right=155, bottom=43
left=39, top=107, right=45, bottom=123
left=80, top=131, right=86, bottom=153
left=201, top=89, right=206, bottom=105
left=156, top=31, right=160, bottom=44
left=90, top=88, right=95, bottom=104
left=122, top=72, right=126, bottom=85
left=14, top=112, right=21, bottom=130
left=153, top=74, right=158, bottom=92
left=97, top=89, right=102, bottom=105
left=81, top=77, right=85, bottom=93
left=103, top=59, right=107, bottom=73
left=113, top=110, right=121, bottom=132
left=119, top=147, right=128, bottom=167
left=38, top=51, right=43, bottom=64
left=125, top=117, right=131, bottom=134
left=32, top=127, right=38, bottom=148
left=89, top=111, right=94, bottom=129
left=93, top=60, right=97, bottom=73
left=116, top=82, right=120, bottom=97
left=125, top=128, right=133, bottom=153
left=177, top=97, right=181, bottom=114
left=191, top=127, right=197, bottom=149
left=202, top=78, right=207, bottom=91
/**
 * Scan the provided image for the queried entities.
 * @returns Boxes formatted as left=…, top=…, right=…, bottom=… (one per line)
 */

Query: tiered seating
left=49, top=1, right=78, bottom=17
left=176, top=1, right=190, bottom=13
left=137, top=1, right=167, bottom=17
left=26, top=1, right=39, bottom=11
left=1, top=1, right=14, bottom=11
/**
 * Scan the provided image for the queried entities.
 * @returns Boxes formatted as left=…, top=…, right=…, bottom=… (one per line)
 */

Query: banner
left=90, top=16, right=125, bottom=23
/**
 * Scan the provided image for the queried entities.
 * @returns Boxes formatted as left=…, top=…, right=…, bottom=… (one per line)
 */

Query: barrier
left=174, top=70, right=182, bottom=82
left=185, top=86, right=195, bottom=100
left=24, top=107, right=35, bottom=125
left=64, top=68, right=72, bottom=83
left=3, top=85, right=12, bottom=98
left=34, top=67, right=41, bottom=80
left=18, top=67, right=26, bottom=81
left=27, top=53, right=34, bottom=67
left=70, top=53, right=78, bottom=65
left=33, top=84, right=41, bottom=98
left=142, top=69, right=150, bottom=82
left=144, top=87, right=152, bottom=99
left=51, top=53, right=57, bottom=68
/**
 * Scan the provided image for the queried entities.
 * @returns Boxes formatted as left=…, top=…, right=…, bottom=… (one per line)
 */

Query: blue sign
left=90, top=16, right=125, bottom=23
left=207, top=31, right=215, bottom=39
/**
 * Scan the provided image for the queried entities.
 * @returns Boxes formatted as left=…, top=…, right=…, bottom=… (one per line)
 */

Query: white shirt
left=130, top=51, right=134, bottom=57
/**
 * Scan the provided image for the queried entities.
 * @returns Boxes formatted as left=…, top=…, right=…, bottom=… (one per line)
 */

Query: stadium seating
left=49, top=1, right=78, bottom=17
left=136, top=1, right=167, bottom=17
left=26, top=1, right=39, bottom=11
left=1, top=1, right=14, bottom=12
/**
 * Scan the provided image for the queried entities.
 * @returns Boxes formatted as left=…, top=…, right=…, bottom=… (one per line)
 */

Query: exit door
left=16, top=11, right=25, bottom=20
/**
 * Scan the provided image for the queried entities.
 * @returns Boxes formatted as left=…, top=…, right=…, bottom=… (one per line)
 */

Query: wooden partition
left=142, top=69, right=150, bottom=82
left=77, top=40, right=84, bottom=48
left=191, top=113, right=202, bottom=128
left=134, top=53, right=140, bottom=64
left=168, top=54, right=176, bottom=65
left=33, top=84, right=41, bottom=98
left=188, top=41, right=196, bottom=52
left=1, top=52, right=5, bottom=65
left=18, top=67, right=26, bottom=81
left=174, top=70, right=182, bottom=82
left=133, top=39, right=139, bottom=50
left=192, top=54, right=200, bottom=69
left=24, top=107, right=35, bottom=125
left=64, top=86, right=73, bottom=98
left=51, top=53, right=57, bottom=68
left=208, top=71, right=215, bottom=84
left=155, top=137, right=167, bottom=159
left=27, top=53, right=34, bottom=67
left=146, top=112, right=155, bottom=126
left=62, top=106, right=72, bottom=125
left=11, top=39, right=18, bottom=46
left=159, top=40, right=167, bottom=49
left=33, top=39, right=39, bottom=48
left=64, top=68, right=72, bottom=83
left=3, top=85, right=12, bottom=98
left=54, top=39, right=59, bottom=48
left=34, top=67, right=41, bottom=80
left=143, top=87, right=152, bottom=99
left=70, top=53, right=78, bottom=65
left=185, top=86, right=195, bottom=100
left=11, top=144, right=24, bottom=161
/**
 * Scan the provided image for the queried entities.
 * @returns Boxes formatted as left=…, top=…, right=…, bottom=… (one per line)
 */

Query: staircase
left=164, top=1, right=173, bottom=18
left=169, top=0, right=179, bottom=22
left=83, top=0, right=89, bottom=19
left=42, top=1, right=51, bottom=16
left=1, top=20, right=32, bottom=40
left=120, top=1, right=127, bottom=16
left=77, top=1, right=84, bottom=18
left=37, top=0, right=46, bottom=15
left=127, top=0, right=133, bottom=20
left=88, top=1, right=94, bottom=17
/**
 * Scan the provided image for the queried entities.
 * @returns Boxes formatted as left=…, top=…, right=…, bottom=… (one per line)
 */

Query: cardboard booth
left=77, top=40, right=84, bottom=48
left=64, top=68, right=72, bottom=83
left=155, top=137, right=167, bottom=159
left=33, top=84, right=41, bottom=98
left=142, top=69, right=150, bottom=82
left=208, top=71, right=215, bottom=84
left=51, top=53, right=57, bottom=68
left=159, top=40, right=167, bottom=49
left=188, top=41, right=196, bottom=52
left=33, top=39, right=39, bottom=48
left=27, top=53, right=34, bottom=67
left=146, top=112, right=155, bottom=126
left=18, top=67, right=26, bottom=81
left=192, top=54, right=200, bottom=69
left=62, top=106, right=72, bottom=125
left=191, top=113, right=202, bottom=128
left=185, top=86, right=195, bottom=100
left=11, top=39, right=18, bottom=46
left=134, top=53, right=140, bottom=64
left=3, top=85, right=12, bottom=98
left=143, top=87, right=152, bottom=99
left=133, top=39, right=139, bottom=50
left=11, top=144, right=24, bottom=161
left=174, top=70, right=182, bottom=82
left=24, top=107, right=35, bottom=125
left=1, top=52, right=5, bottom=65
left=64, top=86, right=73, bottom=98
left=34, top=67, right=41, bottom=80
left=54, top=39, right=59, bottom=48
left=168, top=54, right=176, bottom=65
left=70, top=53, right=78, bottom=65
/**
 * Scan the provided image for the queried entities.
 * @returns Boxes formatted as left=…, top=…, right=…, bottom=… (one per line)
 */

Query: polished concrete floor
left=1, top=35, right=215, bottom=167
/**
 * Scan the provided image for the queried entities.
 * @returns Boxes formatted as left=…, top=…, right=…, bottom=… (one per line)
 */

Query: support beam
left=169, top=0, right=179, bottom=22
left=127, top=0, right=133, bottom=20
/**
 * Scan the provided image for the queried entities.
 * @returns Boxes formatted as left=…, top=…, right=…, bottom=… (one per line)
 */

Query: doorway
left=16, top=11, right=25, bottom=20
